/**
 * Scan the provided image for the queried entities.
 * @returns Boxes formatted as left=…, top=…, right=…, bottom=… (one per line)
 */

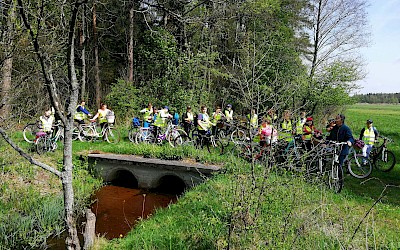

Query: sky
left=356, top=0, right=400, bottom=94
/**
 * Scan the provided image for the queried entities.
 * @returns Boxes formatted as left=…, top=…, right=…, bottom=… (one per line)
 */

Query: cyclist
left=211, top=106, right=224, bottom=136
left=197, top=105, right=213, bottom=137
left=326, top=114, right=354, bottom=167
left=247, top=109, right=258, bottom=129
left=359, top=119, right=379, bottom=158
left=140, top=103, right=153, bottom=128
left=302, top=117, right=320, bottom=151
left=90, top=103, right=111, bottom=132
left=259, top=118, right=277, bottom=147
left=182, top=106, right=194, bottom=136
left=74, top=100, right=92, bottom=125
left=39, top=107, right=55, bottom=134
left=279, top=110, right=293, bottom=142
left=266, top=108, right=278, bottom=124
left=172, top=109, right=180, bottom=126
left=153, top=106, right=172, bottom=138
left=224, top=104, right=233, bottom=122
left=295, top=110, right=306, bottom=135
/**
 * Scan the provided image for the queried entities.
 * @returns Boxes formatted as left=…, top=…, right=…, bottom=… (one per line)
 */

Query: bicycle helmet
left=227, top=104, right=232, bottom=108
left=367, top=119, right=373, bottom=124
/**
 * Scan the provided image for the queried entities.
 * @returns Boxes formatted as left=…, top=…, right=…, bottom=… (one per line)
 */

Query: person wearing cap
left=359, top=119, right=379, bottom=158
left=182, top=106, right=194, bottom=136
left=326, top=114, right=354, bottom=167
left=303, top=117, right=318, bottom=150
left=224, top=104, right=233, bottom=122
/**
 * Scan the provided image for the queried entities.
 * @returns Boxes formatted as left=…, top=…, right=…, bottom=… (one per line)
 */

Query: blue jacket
left=327, top=123, right=354, bottom=155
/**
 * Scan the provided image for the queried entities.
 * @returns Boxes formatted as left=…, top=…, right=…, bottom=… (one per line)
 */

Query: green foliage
left=105, top=79, right=142, bottom=122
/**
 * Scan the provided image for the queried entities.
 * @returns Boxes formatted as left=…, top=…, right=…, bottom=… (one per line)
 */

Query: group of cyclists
left=36, top=101, right=382, bottom=166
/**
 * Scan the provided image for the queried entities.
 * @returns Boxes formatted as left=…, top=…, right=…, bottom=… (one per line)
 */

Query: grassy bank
left=0, top=132, right=102, bottom=249
left=1, top=104, right=399, bottom=249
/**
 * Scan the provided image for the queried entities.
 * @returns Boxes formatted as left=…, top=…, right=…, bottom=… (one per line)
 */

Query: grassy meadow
left=344, top=104, right=400, bottom=206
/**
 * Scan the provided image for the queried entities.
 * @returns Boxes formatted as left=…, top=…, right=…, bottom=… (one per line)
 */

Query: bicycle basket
left=106, top=111, right=115, bottom=124
left=353, top=139, right=365, bottom=150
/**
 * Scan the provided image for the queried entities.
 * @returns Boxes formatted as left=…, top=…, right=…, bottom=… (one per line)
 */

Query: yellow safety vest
left=362, top=127, right=375, bottom=145
left=40, top=115, right=54, bottom=132
left=296, top=118, right=305, bottom=135
left=198, top=113, right=210, bottom=131
left=279, top=120, right=292, bottom=141
left=98, top=109, right=108, bottom=124
left=74, top=105, right=86, bottom=121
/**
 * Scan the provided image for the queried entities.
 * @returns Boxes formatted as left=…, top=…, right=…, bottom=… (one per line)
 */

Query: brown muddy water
left=47, top=185, right=177, bottom=249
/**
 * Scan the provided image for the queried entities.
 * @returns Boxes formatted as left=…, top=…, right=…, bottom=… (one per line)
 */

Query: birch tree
left=0, top=0, right=87, bottom=249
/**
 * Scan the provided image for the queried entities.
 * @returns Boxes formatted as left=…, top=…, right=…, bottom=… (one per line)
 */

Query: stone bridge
left=88, top=153, right=221, bottom=193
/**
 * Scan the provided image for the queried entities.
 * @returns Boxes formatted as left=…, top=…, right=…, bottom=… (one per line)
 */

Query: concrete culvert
left=155, top=175, right=186, bottom=195
left=109, top=170, right=138, bottom=188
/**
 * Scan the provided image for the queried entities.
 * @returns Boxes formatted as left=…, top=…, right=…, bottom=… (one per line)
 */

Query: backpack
left=132, top=117, right=141, bottom=127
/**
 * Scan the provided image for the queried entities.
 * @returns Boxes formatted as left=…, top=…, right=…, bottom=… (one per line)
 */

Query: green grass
left=344, top=104, right=400, bottom=206
left=88, top=105, right=400, bottom=249
left=2, top=106, right=400, bottom=249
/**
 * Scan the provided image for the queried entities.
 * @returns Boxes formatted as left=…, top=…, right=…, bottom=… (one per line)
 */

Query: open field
left=344, top=104, right=400, bottom=206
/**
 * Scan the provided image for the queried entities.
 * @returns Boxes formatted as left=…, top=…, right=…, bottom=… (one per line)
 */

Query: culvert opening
left=110, top=170, right=138, bottom=188
left=153, top=175, right=186, bottom=195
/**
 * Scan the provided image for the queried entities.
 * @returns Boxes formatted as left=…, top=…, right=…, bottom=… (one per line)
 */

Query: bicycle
left=80, top=122, right=120, bottom=143
left=35, top=122, right=64, bottom=154
left=369, top=136, right=396, bottom=172
left=345, top=146, right=372, bottom=179
left=312, top=141, right=347, bottom=193
left=192, top=130, right=224, bottom=155
left=23, top=120, right=42, bottom=143
left=216, top=120, right=246, bottom=147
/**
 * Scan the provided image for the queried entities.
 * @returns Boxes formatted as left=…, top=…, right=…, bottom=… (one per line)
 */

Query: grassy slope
left=97, top=104, right=400, bottom=249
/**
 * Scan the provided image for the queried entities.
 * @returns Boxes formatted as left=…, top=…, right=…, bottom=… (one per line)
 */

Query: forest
left=1, top=0, right=370, bottom=122
left=353, top=93, right=400, bottom=104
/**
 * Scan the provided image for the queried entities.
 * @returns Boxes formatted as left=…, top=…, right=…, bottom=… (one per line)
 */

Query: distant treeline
left=353, top=93, right=400, bottom=104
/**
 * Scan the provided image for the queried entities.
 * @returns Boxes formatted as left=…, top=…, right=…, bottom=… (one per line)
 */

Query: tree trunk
left=80, top=5, right=87, bottom=100
left=128, top=1, right=134, bottom=82
left=83, top=209, right=96, bottom=250
left=0, top=1, right=15, bottom=118
left=93, top=2, right=101, bottom=108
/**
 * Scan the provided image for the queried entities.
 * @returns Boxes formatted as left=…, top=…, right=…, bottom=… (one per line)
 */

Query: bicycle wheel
left=348, top=155, right=372, bottom=178
left=72, top=125, right=81, bottom=141
left=207, top=139, right=224, bottom=155
left=135, top=129, right=155, bottom=144
left=105, top=127, right=120, bottom=144
left=23, top=123, right=41, bottom=143
left=230, top=129, right=246, bottom=144
left=374, top=150, right=396, bottom=172
left=327, top=163, right=344, bottom=193
left=168, top=130, right=184, bottom=147
left=81, top=126, right=96, bottom=142
left=128, top=127, right=139, bottom=143
left=36, top=136, right=49, bottom=155
left=217, top=130, right=229, bottom=147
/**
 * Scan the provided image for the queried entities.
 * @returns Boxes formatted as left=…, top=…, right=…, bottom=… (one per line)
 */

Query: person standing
left=224, top=104, right=233, bottom=122
left=197, top=105, right=212, bottom=136
left=39, top=108, right=55, bottom=134
left=327, top=114, right=354, bottom=167
left=74, top=101, right=92, bottom=125
left=295, top=110, right=306, bottom=135
left=211, top=106, right=224, bottom=136
left=182, top=106, right=194, bottom=136
left=140, top=103, right=153, bottom=128
left=90, top=103, right=111, bottom=131
left=279, top=110, right=293, bottom=142
left=359, top=119, right=379, bottom=158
